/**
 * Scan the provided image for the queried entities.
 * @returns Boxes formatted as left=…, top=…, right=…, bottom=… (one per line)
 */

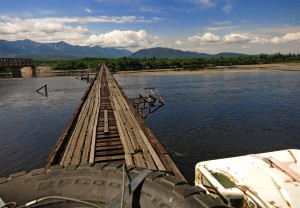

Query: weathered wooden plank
left=96, top=137, right=120, bottom=143
left=95, top=144, right=123, bottom=151
left=114, top=111, right=134, bottom=154
left=120, top=109, right=157, bottom=169
left=89, top=76, right=102, bottom=163
left=107, top=67, right=166, bottom=170
left=113, top=96, right=121, bottom=111
left=134, top=153, right=147, bottom=168
left=95, top=140, right=122, bottom=147
left=143, top=153, right=157, bottom=170
left=104, top=110, right=109, bottom=133
left=82, top=80, right=100, bottom=163
left=61, top=84, right=96, bottom=165
left=108, top=73, right=158, bottom=169
left=139, top=131, right=166, bottom=170
left=71, top=88, right=97, bottom=164
left=161, top=154, right=186, bottom=180
left=108, top=69, right=181, bottom=175
left=95, top=149, right=124, bottom=156
left=97, top=133, right=119, bottom=138
left=118, top=110, right=140, bottom=152
left=125, top=154, right=134, bottom=166
left=94, top=154, right=125, bottom=162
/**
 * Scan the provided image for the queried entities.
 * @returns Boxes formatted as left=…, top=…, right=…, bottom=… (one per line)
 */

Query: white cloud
left=199, top=0, right=215, bottom=7
left=0, top=15, right=162, bottom=46
left=271, top=32, right=300, bottom=44
left=205, top=26, right=236, bottom=31
left=213, top=21, right=231, bottom=25
left=78, top=16, right=161, bottom=24
left=139, top=6, right=161, bottom=13
left=223, top=33, right=251, bottom=43
left=86, top=30, right=158, bottom=48
left=0, top=16, right=88, bottom=45
left=175, top=40, right=183, bottom=45
left=222, top=4, right=232, bottom=14
left=270, top=37, right=281, bottom=44
left=85, top=8, right=92, bottom=13
left=188, top=32, right=221, bottom=42
left=241, top=45, right=250, bottom=49
left=0, top=15, right=162, bottom=27
left=250, top=36, right=269, bottom=44
left=187, top=32, right=286, bottom=46
left=190, top=0, right=215, bottom=8
left=185, top=31, right=300, bottom=53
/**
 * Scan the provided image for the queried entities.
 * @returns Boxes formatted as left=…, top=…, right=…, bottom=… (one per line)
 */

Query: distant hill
left=0, top=40, right=249, bottom=60
left=130, top=47, right=211, bottom=58
left=130, top=47, right=248, bottom=59
left=213, top=52, right=248, bottom=58
left=0, top=39, right=132, bottom=60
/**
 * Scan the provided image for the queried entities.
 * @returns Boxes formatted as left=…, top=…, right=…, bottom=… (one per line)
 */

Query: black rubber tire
left=0, top=163, right=226, bottom=208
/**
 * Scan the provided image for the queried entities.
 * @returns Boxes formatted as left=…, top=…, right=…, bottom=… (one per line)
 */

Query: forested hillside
left=34, top=53, right=300, bottom=71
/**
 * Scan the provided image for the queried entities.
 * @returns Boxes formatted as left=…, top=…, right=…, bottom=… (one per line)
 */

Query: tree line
left=33, top=53, right=300, bottom=71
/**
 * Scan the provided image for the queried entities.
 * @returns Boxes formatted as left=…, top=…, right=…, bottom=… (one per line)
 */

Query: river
left=0, top=69, right=300, bottom=184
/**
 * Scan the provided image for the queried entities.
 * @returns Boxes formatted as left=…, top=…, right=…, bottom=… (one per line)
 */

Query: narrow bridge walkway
left=47, top=64, right=184, bottom=180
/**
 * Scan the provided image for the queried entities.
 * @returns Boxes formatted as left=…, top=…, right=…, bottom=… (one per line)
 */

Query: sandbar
left=116, top=63, right=300, bottom=76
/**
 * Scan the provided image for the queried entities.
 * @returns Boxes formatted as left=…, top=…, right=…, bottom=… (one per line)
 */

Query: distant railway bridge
left=0, top=58, right=33, bottom=68
left=0, top=58, right=36, bottom=78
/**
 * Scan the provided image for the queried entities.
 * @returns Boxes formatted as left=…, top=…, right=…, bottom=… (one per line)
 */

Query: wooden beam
left=104, top=110, right=109, bottom=133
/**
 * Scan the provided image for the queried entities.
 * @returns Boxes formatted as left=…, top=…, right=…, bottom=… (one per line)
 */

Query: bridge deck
left=46, top=64, right=184, bottom=180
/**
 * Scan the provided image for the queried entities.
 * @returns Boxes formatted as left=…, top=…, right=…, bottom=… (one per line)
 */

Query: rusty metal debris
left=130, top=88, right=164, bottom=119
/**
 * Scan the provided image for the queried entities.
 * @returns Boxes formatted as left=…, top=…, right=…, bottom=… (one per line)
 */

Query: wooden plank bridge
left=46, top=64, right=185, bottom=180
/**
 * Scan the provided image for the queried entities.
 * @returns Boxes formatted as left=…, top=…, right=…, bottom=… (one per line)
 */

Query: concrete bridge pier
left=10, top=66, right=37, bottom=78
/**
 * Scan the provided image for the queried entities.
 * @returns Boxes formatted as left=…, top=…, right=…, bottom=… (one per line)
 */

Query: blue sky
left=1, top=0, right=300, bottom=54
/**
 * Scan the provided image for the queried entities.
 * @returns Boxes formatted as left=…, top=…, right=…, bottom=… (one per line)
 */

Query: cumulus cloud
left=186, top=32, right=289, bottom=45
left=86, top=30, right=158, bottom=48
left=0, top=15, right=88, bottom=44
left=250, top=36, right=269, bottom=44
left=0, top=15, right=162, bottom=45
left=175, top=40, right=183, bottom=45
left=271, top=32, right=300, bottom=44
left=188, top=32, right=221, bottom=42
left=223, top=33, right=251, bottom=43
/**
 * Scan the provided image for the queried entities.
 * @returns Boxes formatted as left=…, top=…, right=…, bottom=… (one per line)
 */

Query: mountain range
left=0, top=39, right=248, bottom=60
left=0, top=39, right=132, bottom=60
left=129, top=47, right=247, bottom=59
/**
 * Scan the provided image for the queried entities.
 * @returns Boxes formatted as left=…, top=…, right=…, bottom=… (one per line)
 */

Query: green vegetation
left=33, top=53, right=300, bottom=71
left=34, top=58, right=107, bottom=70
left=0, top=69, right=12, bottom=78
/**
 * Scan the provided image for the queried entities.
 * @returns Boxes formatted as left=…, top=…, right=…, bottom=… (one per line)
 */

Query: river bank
left=116, top=63, right=300, bottom=76
left=2, top=63, right=299, bottom=79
